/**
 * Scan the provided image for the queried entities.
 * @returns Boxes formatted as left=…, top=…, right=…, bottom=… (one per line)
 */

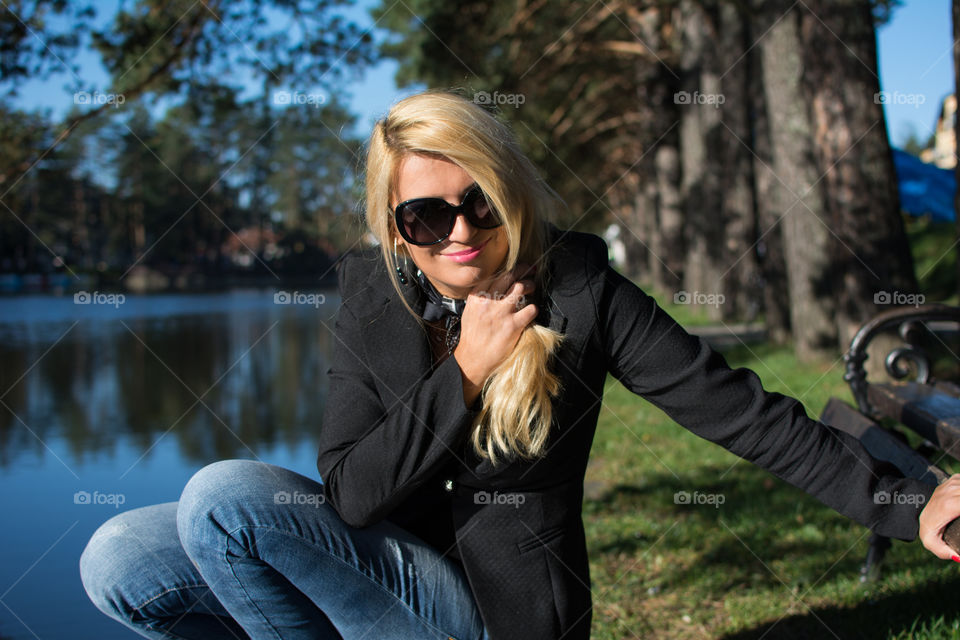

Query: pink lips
left=443, top=239, right=488, bottom=263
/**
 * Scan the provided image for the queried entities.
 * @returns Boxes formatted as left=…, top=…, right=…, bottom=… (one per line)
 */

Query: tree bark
left=758, top=0, right=838, bottom=360
left=748, top=1, right=791, bottom=343
left=716, top=2, right=761, bottom=321
left=652, top=141, right=685, bottom=294
left=679, top=0, right=725, bottom=320
left=799, top=0, right=918, bottom=346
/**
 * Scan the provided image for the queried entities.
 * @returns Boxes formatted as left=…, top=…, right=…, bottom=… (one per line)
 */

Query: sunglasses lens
left=399, top=200, right=451, bottom=245
left=464, top=189, right=498, bottom=228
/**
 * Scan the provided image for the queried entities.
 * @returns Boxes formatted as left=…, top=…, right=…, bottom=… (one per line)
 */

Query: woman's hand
left=918, top=474, right=960, bottom=561
left=454, top=263, right=539, bottom=407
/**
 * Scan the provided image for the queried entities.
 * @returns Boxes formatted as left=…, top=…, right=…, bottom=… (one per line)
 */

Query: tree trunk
left=748, top=1, right=791, bottom=343
left=652, top=141, right=685, bottom=295
left=799, top=0, right=918, bottom=346
left=758, top=0, right=838, bottom=361
left=679, top=0, right=725, bottom=320
left=716, top=2, right=761, bottom=321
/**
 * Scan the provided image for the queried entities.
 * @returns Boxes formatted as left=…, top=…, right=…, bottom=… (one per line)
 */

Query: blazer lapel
left=358, top=273, right=434, bottom=401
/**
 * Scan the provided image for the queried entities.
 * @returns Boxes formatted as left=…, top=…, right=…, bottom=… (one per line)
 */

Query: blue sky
left=877, top=0, right=954, bottom=146
left=11, top=0, right=955, bottom=148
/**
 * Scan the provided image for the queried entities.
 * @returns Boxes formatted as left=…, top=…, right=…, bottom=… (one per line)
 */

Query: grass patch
left=905, top=216, right=958, bottom=305
left=586, top=342, right=960, bottom=639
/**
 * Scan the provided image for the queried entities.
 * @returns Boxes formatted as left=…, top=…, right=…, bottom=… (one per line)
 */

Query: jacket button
left=443, top=479, right=455, bottom=492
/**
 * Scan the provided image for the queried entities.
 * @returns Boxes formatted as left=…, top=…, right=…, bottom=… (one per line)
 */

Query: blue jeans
left=80, top=460, right=486, bottom=640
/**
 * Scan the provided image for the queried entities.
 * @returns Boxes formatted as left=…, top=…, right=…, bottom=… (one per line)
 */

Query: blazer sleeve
left=316, top=256, right=480, bottom=528
left=598, top=263, right=934, bottom=541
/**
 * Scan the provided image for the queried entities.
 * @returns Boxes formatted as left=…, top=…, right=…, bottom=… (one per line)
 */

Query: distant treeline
left=0, top=95, right=363, bottom=284
left=0, top=0, right=376, bottom=287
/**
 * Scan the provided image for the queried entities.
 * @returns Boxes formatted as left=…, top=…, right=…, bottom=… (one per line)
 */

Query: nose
left=445, top=210, right=477, bottom=244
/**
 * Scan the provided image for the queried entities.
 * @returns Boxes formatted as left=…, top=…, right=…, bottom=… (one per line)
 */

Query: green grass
left=905, top=216, right=958, bottom=305
left=586, top=343, right=960, bottom=639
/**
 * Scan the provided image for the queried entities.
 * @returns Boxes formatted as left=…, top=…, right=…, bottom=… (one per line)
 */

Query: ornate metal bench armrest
left=843, top=304, right=960, bottom=417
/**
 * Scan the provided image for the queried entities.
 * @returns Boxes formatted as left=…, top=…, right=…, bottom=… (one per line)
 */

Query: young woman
left=81, top=90, right=960, bottom=640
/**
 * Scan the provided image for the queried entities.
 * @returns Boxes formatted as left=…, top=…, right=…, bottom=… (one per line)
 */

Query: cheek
left=487, top=232, right=509, bottom=265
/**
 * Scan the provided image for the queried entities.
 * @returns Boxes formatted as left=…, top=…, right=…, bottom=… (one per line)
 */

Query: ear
left=392, top=233, right=407, bottom=256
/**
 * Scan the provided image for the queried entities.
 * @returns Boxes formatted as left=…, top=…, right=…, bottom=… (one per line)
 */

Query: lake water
left=0, top=289, right=340, bottom=639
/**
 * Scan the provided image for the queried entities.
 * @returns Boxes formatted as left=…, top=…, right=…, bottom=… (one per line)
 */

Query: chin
left=436, top=267, right=487, bottom=296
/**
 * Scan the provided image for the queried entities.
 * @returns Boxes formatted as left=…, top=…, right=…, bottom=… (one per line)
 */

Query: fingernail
left=951, top=555, right=959, bottom=562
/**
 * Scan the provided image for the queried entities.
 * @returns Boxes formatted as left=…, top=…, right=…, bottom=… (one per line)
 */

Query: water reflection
left=0, top=290, right=339, bottom=467
left=0, top=289, right=338, bottom=639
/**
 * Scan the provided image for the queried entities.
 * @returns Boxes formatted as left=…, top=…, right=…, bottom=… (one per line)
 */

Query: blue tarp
left=892, top=148, right=956, bottom=222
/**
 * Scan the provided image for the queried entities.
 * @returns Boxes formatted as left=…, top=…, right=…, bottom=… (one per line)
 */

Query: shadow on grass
left=586, top=466, right=896, bottom=591
left=586, top=470, right=960, bottom=638
left=718, top=574, right=960, bottom=640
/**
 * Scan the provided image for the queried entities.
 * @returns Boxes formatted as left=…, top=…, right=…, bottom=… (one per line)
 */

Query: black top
left=316, top=223, right=934, bottom=640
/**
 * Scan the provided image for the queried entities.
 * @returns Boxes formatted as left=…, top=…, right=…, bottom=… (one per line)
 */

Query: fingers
left=469, top=262, right=537, bottom=310
left=922, top=535, right=957, bottom=561
left=919, top=474, right=960, bottom=560
left=920, top=513, right=958, bottom=559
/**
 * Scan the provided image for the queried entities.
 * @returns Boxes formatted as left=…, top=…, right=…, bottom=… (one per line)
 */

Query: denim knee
left=80, top=511, right=151, bottom=622
left=176, top=459, right=269, bottom=555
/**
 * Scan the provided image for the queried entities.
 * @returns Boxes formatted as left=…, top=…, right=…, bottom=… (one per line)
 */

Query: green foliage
left=0, top=90, right=364, bottom=276
left=373, top=0, right=657, bottom=234
left=906, top=216, right=958, bottom=304
left=1, top=0, right=374, bottom=98
left=1, top=1, right=375, bottom=277
left=0, top=1, right=93, bottom=92
left=0, top=1, right=375, bottom=189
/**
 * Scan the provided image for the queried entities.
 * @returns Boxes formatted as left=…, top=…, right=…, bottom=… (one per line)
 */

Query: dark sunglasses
left=393, top=185, right=502, bottom=246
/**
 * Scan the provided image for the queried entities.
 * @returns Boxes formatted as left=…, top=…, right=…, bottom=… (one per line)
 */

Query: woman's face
left=393, top=153, right=509, bottom=299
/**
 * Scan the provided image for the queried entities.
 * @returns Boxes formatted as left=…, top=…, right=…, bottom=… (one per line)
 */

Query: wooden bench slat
left=820, top=397, right=947, bottom=485
left=934, top=380, right=960, bottom=398
left=866, top=382, right=960, bottom=461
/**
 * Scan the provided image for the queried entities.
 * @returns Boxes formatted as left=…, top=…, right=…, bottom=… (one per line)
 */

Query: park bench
left=819, top=304, right=960, bottom=581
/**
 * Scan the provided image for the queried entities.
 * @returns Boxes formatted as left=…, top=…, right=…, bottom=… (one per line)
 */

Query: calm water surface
left=0, top=289, right=340, bottom=639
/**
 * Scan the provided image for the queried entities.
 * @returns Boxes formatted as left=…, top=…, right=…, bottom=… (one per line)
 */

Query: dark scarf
left=416, top=270, right=464, bottom=354
left=416, top=270, right=466, bottom=321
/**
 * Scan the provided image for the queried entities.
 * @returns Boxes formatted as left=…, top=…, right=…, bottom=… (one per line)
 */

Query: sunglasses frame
left=392, top=185, right=501, bottom=246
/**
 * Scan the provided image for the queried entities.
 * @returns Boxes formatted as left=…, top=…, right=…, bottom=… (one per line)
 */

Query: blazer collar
left=360, top=246, right=568, bottom=335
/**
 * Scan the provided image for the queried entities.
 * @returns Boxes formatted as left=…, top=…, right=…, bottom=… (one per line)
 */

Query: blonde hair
left=365, top=90, right=563, bottom=464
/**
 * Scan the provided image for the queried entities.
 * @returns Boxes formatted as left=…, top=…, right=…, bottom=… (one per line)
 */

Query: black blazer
left=317, top=224, right=933, bottom=640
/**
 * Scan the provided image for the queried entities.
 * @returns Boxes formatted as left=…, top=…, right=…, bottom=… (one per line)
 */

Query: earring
left=394, top=238, right=408, bottom=285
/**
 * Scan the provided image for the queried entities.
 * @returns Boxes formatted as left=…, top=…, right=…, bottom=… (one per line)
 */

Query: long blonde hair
left=364, top=90, right=564, bottom=464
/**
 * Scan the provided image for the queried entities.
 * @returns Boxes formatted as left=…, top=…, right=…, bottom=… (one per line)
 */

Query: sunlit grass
left=586, top=342, right=960, bottom=639
left=905, top=216, right=958, bottom=305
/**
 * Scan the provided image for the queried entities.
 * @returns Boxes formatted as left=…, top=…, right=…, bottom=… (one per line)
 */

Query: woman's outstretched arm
left=598, top=262, right=937, bottom=542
